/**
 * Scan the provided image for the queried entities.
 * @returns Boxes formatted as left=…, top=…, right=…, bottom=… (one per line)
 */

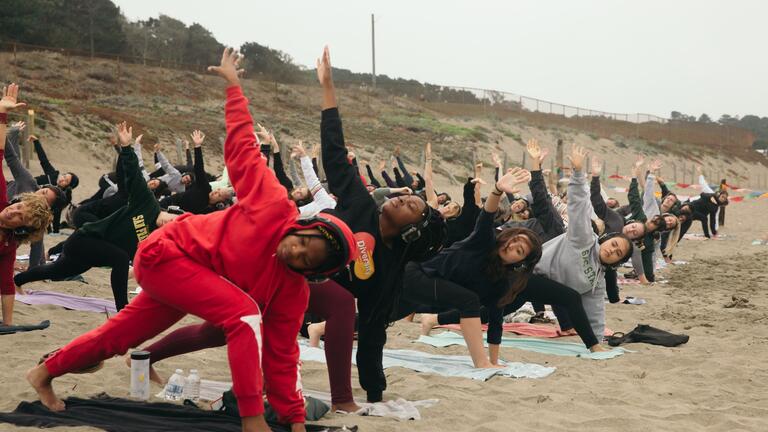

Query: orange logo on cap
left=353, top=232, right=375, bottom=280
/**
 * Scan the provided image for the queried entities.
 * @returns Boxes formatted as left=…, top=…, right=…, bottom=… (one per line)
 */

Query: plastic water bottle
left=164, top=369, right=185, bottom=401
left=129, top=350, right=150, bottom=401
left=183, top=369, right=200, bottom=402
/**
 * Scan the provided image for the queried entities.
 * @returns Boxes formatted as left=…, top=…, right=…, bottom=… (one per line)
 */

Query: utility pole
left=371, top=13, right=376, bottom=88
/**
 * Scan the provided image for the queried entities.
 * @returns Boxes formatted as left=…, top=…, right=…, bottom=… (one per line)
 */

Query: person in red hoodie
left=26, top=48, right=358, bottom=432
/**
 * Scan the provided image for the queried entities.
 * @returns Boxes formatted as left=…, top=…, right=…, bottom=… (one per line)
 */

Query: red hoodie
left=146, top=86, right=307, bottom=423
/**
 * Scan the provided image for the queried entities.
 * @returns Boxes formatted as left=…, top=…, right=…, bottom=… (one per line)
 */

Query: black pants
left=14, top=232, right=131, bottom=310
left=605, top=267, right=620, bottom=303
left=718, top=206, right=725, bottom=226
left=436, top=274, right=599, bottom=348
left=401, top=262, right=483, bottom=319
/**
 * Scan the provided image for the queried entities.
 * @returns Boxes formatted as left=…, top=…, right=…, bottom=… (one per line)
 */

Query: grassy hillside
left=2, top=50, right=767, bottom=203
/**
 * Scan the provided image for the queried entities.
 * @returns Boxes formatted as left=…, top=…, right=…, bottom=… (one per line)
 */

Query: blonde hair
left=14, top=193, right=53, bottom=243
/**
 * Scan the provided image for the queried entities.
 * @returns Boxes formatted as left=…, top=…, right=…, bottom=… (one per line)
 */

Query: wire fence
left=0, top=40, right=757, bottom=156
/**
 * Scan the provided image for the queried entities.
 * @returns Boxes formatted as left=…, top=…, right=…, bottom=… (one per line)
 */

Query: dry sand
left=1, top=194, right=768, bottom=432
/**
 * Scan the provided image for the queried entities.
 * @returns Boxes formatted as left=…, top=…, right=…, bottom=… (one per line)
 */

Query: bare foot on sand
left=124, top=354, right=165, bottom=384
left=332, top=400, right=362, bottom=413
left=420, top=314, right=438, bottom=335
left=27, top=364, right=65, bottom=411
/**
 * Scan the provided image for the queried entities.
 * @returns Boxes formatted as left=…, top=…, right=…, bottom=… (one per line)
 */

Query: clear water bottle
left=183, top=369, right=200, bottom=402
left=129, top=350, right=151, bottom=400
left=164, top=369, right=185, bottom=401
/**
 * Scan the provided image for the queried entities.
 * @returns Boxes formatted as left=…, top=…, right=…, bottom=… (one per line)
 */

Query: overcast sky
left=114, top=0, right=768, bottom=119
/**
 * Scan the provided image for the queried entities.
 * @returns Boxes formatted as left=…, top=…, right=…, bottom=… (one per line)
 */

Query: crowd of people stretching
left=0, top=46, right=729, bottom=432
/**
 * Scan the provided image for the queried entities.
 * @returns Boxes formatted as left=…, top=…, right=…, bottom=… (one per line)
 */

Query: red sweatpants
left=142, top=279, right=356, bottom=405
left=45, top=237, right=267, bottom=417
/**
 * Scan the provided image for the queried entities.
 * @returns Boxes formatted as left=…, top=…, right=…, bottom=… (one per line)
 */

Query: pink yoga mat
left=435, top=322, right=614, bottom=337
left=15, top=290, right=117, bottom=314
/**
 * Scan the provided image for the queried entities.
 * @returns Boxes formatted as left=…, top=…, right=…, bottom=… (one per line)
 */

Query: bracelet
left=0, top=113, right=7, bottom=125
left=492, top=184, right=503, bottom=196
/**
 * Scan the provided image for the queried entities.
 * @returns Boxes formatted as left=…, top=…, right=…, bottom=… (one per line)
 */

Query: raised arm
left=565, top=145, right=595, bottom=249
left=209, top=47, right=288, bottom=208
left=6, top=123, right=37, bottom=189
left=116, top=123, right=156, bottom=208
left=642, top=160, right=661, bottom=218
left=589, top=156, right=609, bottom=219
left=463, top=168, right=529, bottom=250
left=394, top=146, right=415, bottom=187
left=32, top=136, right=58, bottom=180
left=317, top=46, right=371, bottom=210
left=189, top=130, right=211, bottom=193
left=492, top=152, right=503, bottom=183
left=697, top=165, right=715, bottom=194
left=628, top=157, right=647, bottom=221
left=527, top=139, right=564, bottom=237
left=423, top=142, right=438, bottom=209
left=155, top=145, right=182, bottom=181
left=259, top=127, right=293, bottom=192
left=0, top=84, right=28, bottom=204
left=132, top=134, right=151, bottom=181
left=294, top=143, right=336, bottom=215
left=365, top=163, right=382, bottom=188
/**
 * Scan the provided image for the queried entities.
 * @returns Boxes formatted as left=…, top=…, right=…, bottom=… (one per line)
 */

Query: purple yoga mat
left=15, top=290, right=117, bottom=314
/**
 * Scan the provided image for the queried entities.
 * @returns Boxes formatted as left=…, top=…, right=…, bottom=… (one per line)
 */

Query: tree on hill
left=698, top=113, right=712, bottom=123
left=0, top=0, right=125, bottom=55
left=239, top=42, right=305, bottom=83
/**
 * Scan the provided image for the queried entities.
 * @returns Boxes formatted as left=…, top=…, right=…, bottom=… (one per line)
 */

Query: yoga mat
left=15, top=290, right=116, bottom=314
left=300, top=341, right=555, bottom=381
left=0, top=394, right=354, bottom=432
left=434, top=323, right=613, bottom=338
left=0, top=320, right=50, bottom=335
left=200, top=381, right=438, bottom=421
left=417, top=331, right=630, bottom=360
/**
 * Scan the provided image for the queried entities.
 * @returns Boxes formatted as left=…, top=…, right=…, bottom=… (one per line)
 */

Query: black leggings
left=401, top=262, right=482, bottom=319
left=436, top=274, right=599, bottom=348
left=14, top=232, right=131, bottom=310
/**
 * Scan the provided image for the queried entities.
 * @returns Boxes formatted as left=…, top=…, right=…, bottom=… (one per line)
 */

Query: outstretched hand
left=316, top=46, right=333, bottom=88
left=117, top=122, right=133, bottom=147
left=207, top=47, right=244, bottom=87
left=291, top=141, right=306, bottom=159
left=491, top=152, right=501, bottom=168
left=632, top=156, right=644, bottom=177
left=591, top=156, right=601, bottom=177
left=567, top=145, right=588, bottom=172
left=11, top=121, right=25, bottom=131
left=0, top=83, right=26, bottom=113
left=648, top=159, right=662, bottom=173
left=496, top=167, right=531, bottom=194
left=154, top=142, right=162, bottom=153
left=191, top=130, right=205, bottom=148
left=526, top=138, right=548, bottom=167
left=134, top=134, right=144, bottom=146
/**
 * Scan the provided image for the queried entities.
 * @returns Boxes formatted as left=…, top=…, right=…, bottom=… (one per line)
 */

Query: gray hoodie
left=534, top=169, right=604, bottom=295
left=156, top=151, right=185, bottom=194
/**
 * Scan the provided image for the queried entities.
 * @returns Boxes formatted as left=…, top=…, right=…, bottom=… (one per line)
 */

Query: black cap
left=130, top=350, right=150, bottom=360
